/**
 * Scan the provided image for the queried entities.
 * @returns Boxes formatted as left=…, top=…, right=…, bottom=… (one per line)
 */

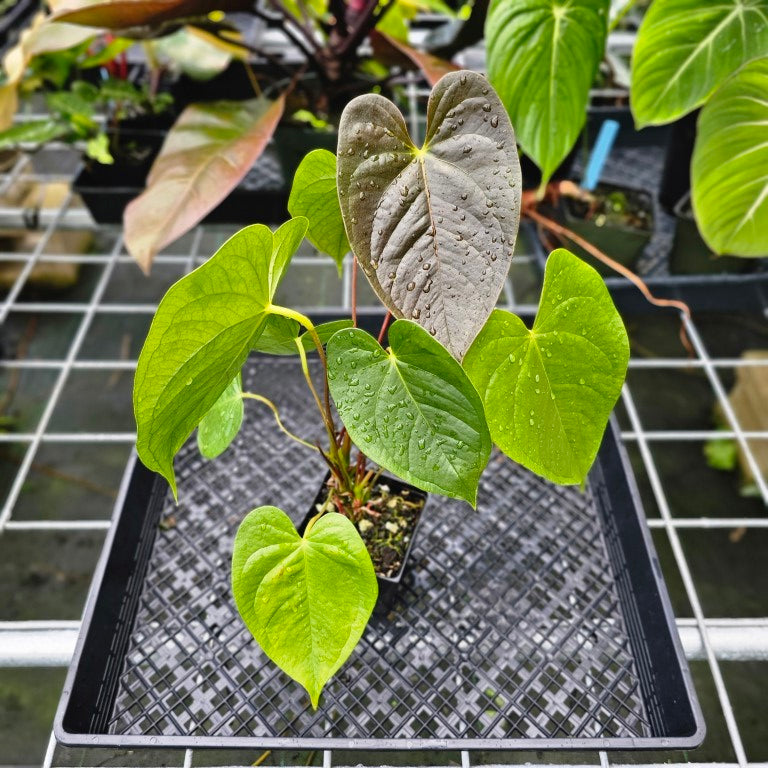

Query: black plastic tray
left=54, top=314, right=704, bottom=750
left=73, top=145, right=291, bottom=226
left=528, top=217, right=768, bottom=294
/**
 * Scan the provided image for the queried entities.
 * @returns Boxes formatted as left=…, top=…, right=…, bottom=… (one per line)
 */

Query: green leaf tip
left=464, top=248, right=629, bottom=485
left=232, top=506, right=377, bottom=708
left=327, top=320, right=491, bottom=505
left=134, top=220, right=308, bottom=494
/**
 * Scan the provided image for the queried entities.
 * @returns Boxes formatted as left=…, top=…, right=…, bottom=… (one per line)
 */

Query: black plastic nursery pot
left=669, top=197, right=754, bottom=276
left=55, top=311, right=704, bottom=751
left=549, top=183, right=654, bottom=276
left=300, top=472, right=428, bottom=616
left=585, top=101, right=670, bottom=149
left=72, top=126, right=165, bottom=225
left=169, top=63, right=261, bottom=106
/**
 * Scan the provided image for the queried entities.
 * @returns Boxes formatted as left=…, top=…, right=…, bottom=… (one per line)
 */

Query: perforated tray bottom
left=105, top=357, right=651, bottom=742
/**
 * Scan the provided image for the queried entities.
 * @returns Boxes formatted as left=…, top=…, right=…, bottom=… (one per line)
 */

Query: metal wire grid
left=0, top=88, right=765, bottom=767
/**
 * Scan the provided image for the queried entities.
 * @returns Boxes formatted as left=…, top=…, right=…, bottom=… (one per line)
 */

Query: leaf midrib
left=529, top=336, right=580, bottom=478
left=643, top=3, right=742, bottom=109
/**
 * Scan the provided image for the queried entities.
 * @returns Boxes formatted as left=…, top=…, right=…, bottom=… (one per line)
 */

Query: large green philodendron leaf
left=327, top=320, right=491, bottom=505
left=232, top=506, right=377, bottom=708
left=485, top=0, right=609, bottom=188
left=288, top=149, right=349, bottom=274
left=464, top=249, right=629, bottom=485
left=124, top=96, right=284, bottom=272
left=133, top=218, right=308, bottom=495
left=692, top=56, right=768, bottom=257
left=336, top=70, right=522, bottom=361
left=197, top=373, right=243, bottom=459
left=631, top=0, right=768, bottom=127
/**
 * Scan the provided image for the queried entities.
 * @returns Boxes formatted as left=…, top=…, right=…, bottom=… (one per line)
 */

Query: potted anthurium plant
left=631, top=0, right=768, bottom=263
left=132, top=71, right=630, bottom=707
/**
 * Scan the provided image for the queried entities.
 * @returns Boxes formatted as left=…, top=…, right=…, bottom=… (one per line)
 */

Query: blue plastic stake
left=582, top=119, right=620, bottom=192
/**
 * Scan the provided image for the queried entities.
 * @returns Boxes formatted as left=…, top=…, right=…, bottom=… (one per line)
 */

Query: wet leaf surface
left=288, top=149, right=349, bottom=273
left=133, top=219, right=307, bottom=493
left=197, top=373, right=243, bottom=459
left=232, top=506, right=377, bottom=708
left=337, top=70, right=521, bottom=360
left=327, top=320, right=491, bottom=505
left=464, top=249, right=629, bottom=485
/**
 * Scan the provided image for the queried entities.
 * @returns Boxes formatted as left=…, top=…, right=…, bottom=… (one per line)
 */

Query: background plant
left=6, top=0, right=460, bottom=271
left=485, top=0, right=611, bottom=193
left=630, top=0, right=768, bottom=256
left=133, top=71, right=630, bottom=707
left=0, top=73, right=172, bottom=163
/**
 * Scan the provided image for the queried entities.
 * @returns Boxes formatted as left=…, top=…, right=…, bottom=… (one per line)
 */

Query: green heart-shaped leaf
left=631, top=0, right=768, bottom=127
left=327, top=320, right=491, bottom=505
left=134, top=218, right=307, bottom=495
left=197, top=373, right=243, bottom=459
left=463, top=249, right=629, bottom=485
left=692, top=56, right=768, bottom=257
left=288, top=149, right=350, bottom=274
left=232, top=506, right=377, bottom=708
left=336, top=70, right=522, bottom=360
left=486, top=0, right=609, bottom=187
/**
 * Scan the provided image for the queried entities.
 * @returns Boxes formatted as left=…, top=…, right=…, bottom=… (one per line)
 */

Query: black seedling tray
left=55, top=313, right=704, bottom=750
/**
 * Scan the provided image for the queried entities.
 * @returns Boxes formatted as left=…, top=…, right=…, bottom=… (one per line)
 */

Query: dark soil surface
left=314, top=477, right=426, bottom=579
